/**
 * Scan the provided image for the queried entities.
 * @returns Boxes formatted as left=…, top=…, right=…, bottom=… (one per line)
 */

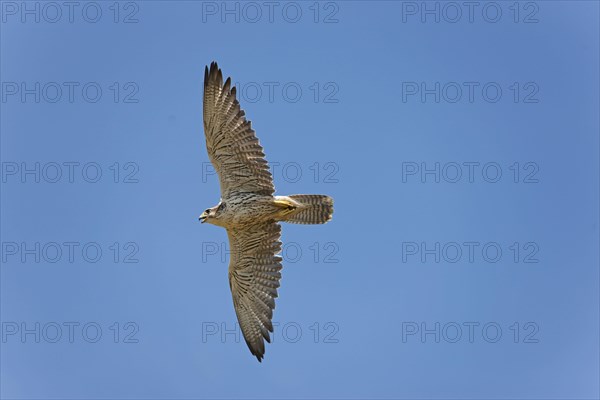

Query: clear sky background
left=1, top=1, right=599, bottom=399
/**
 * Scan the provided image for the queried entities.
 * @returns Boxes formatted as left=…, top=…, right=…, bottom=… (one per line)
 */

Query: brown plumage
left=199, top=62, right=334, bottom=362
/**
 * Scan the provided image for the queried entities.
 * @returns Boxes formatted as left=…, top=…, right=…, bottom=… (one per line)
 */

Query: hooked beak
left=199, top=212, right=207, bottom=223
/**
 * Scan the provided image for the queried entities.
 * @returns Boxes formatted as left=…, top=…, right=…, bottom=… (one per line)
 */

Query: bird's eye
left=205, top=209, right=210, bottom=214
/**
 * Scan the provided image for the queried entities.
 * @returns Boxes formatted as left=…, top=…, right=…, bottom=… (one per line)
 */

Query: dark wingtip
left=205, top=61, right=222, bottom=86
left=252, top=345, right=265, bottom=362
left=204, top=61, right=238, bottom=98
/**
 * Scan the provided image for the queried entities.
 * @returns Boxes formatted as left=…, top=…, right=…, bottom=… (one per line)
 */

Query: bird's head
left=199, top=207, right=216, bottom=224
left=199, top=202, right=225, bottom=225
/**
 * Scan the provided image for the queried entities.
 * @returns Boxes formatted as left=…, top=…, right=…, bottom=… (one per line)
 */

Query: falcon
left=200, top=62, right=334, bottom=362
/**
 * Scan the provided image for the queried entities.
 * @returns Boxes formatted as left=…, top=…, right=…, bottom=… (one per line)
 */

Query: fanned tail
left=281, top=195, right=334, bottom=224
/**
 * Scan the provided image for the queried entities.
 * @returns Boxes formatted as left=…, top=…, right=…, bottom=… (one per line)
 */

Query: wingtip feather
left=205, top=61, right=239, bottom=98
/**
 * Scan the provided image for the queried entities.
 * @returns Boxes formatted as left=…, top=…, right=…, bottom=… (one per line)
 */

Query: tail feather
left=283, top=195, right=333, bottom=225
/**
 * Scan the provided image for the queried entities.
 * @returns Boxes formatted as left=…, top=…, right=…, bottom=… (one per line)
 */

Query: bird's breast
left=218, top=194, right=276, bottom=227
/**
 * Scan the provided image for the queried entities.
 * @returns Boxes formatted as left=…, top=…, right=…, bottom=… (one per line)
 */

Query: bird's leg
left=272, top=196, right=299, bottom=220
left=273, top=196, right=298, bottom=210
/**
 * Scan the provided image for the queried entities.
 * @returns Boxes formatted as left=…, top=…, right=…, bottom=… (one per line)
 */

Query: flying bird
left=200, top=62, right=334, bottom=362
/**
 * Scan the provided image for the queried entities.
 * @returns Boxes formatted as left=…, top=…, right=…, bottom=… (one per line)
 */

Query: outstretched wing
left=227, top=221, right=282, bottom=362
left=203, top=62, right=274, bottom=198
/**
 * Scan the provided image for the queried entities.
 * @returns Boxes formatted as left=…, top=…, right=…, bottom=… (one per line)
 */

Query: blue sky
left=1, top=1, right=598, bottom=398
